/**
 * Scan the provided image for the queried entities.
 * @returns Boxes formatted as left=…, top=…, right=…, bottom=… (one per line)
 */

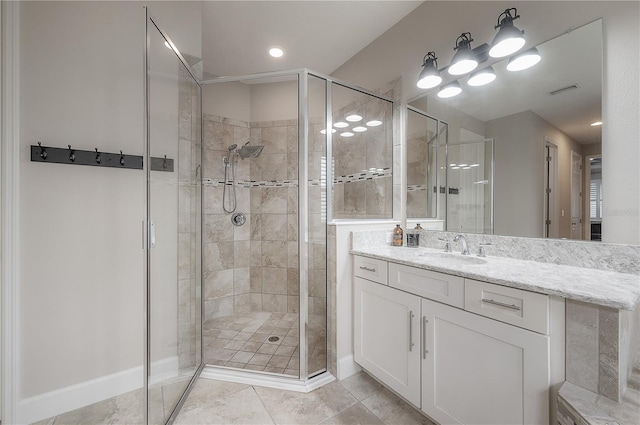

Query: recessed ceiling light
left=462, top=166, right=471, bottom=170
left=269, top=47, right=284, bottom=58
left=470, top=164, right=480, bottom=167
left=340, top=132, right=354, bottom=138
left=334, top=121, right=349, bottom=128
left=353, top=126, right=367, bottom=132
left=366, top=120, right=382, bottom=127
left=459, top=163, right=468, bottom=167
left=320, top=129, right=337, bottom=134
left=591, top=121, right=603, bottom=126
left=346, top=114, right=362, bottom=122
left=451, top=166, right=460, bottom=170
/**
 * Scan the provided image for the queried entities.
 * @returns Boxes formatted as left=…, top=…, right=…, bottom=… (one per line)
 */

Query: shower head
left=238, top=144, right=265, bottom=159
left=228, top=144, right=238, bottom=151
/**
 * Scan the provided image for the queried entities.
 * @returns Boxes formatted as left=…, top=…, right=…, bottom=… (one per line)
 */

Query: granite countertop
left=351, top=245, right=640, bottom=310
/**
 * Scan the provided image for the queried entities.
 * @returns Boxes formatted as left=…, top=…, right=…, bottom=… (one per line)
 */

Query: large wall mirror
left=408, top=19, right=603, bottom=241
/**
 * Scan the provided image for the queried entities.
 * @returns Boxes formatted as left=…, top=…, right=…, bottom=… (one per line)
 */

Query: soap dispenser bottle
left=393, top=224, right=404, bottom=246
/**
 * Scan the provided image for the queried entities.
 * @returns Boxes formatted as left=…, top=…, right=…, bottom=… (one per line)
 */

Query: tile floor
left=174, top=371, right=436, bottom=425
left=204, top=311, right=326, bottom=377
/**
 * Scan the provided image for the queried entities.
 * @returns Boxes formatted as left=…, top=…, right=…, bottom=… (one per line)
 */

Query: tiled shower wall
left=202, top=115, right=327, bottom=320
left=332, top=93, right=393, bottom=219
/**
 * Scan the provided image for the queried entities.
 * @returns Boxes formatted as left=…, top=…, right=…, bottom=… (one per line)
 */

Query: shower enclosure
left=199, top=70, right=394, bottom=382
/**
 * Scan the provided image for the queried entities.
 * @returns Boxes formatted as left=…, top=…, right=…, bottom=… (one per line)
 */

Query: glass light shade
left=346, top=114, right=362, bottom=122
left=448, top=47, right=478, bottom=75
left=507, top=48, right=541, bottom=71
left=366, top=120, right=382, bottom=127
left=437, top=81, right=462, bottom=98
left=489, top=25, right=525, bottom=58
left=467, top=67, right=496, bottom=86
left=333, top=121, right=349, bottom=128
left=417, top=64, right=442, bottom=89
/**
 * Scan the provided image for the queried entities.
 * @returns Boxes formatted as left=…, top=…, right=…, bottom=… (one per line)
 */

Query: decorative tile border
left=203, top=168, right=391, bottom=189
left=333, top=168, right=391, bottom=184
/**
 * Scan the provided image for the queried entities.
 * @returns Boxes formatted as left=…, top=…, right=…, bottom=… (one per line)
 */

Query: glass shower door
left=146, top=15, right=202, bottom=424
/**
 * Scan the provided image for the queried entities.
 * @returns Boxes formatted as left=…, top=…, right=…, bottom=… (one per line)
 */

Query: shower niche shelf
left=30, top=143, right=174, bottom=172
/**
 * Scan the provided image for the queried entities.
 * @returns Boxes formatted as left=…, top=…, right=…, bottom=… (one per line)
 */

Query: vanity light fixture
left=346, top=114, right=363, bottom=122
left=448, top=33, right=478, bottom=76
left=489, top=8, right=525, bottom=58
left=366, top=120, right=383, bottom=127
left=333, top=121, right=349, bottom=128
left=506, top=47, right=541, bottom=71
left=417, top=52, right=443, bottom=89
left=437, top=81, right=462, bottom=98
left=467, top=66, right=496, bottom=86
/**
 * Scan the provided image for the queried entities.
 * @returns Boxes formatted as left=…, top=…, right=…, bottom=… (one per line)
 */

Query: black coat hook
left=68, top=145, right=75, bottom=162
left=38, top=142, right=47, bottom=159
left=119, top=150, right=125, bottom=166
left=163, top=155, right=168, bottom=169
left=95, top=148, right=101, bottom=164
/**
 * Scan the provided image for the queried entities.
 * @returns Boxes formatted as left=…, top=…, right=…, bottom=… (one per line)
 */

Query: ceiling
left=201, top=1, right=423, bottom=78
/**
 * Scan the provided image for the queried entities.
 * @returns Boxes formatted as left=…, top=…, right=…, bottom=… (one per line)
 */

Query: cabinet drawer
left=354, top=256, right=388, bottom=285
left=465, top=279, right=549, bottom=334
left=389, top=263, right=464, bottom=308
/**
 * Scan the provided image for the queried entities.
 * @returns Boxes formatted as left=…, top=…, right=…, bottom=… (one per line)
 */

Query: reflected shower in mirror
left=409, top=19, right=602, bottom=241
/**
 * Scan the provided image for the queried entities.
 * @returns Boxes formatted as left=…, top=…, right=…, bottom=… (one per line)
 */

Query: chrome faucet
left=453, top=234, right=470, bottom=255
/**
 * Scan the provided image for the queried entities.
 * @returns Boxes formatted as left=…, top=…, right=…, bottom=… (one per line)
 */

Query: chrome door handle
left=481, top=298, right=521, bottom=311
left=359, top=266, right=376, bottom=272
left=408, top=311, right=415, bottom=351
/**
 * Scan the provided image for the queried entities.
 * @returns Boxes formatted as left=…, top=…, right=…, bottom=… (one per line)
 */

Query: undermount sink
left=424, top=252, right=487, bottom=265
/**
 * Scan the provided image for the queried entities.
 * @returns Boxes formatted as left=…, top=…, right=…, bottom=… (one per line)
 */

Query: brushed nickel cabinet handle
left=359, top=266, right=376, bottom=272
left=423, top=316, right=429, bottom=359
left=481, top=298, right=521, bottom=311
left=408, top=311, right=415, bottom=351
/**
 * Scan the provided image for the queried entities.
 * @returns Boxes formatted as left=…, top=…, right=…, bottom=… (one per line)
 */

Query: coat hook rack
left=31, top=142, right=174, bottom=172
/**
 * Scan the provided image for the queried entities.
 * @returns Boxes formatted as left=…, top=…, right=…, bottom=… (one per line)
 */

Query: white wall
left=13, top=1, right=202, bottom=422
left=485, top=110, right=583, bottom=238
left=332, top=1, right=640, bottom=245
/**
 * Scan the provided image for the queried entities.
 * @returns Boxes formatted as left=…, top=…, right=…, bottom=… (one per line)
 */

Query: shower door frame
left=200, top=69, right=395, bottom=384
left=144, top=9, right=205, bottom=424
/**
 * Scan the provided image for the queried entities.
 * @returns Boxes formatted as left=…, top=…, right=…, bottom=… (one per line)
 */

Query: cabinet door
left=421, top=298, right=550, bottom=425
left=354, top=277, right=421, bottom=406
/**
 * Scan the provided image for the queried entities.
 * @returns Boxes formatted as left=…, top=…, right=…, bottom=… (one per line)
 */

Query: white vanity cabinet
left=352, top=255, right=563, bottom=425
left=354, top=276, right=421, bottom=406
left=421, top=297, right=550, bottom=425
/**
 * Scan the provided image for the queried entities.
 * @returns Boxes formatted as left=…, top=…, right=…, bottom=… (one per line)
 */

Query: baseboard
left=17, top=366, right=143, bottom=424
left=200, top=366, right=335, bottom=393
left=17, top=356, right=179, bottom=424
left=337, top=354, right=361, bottom=380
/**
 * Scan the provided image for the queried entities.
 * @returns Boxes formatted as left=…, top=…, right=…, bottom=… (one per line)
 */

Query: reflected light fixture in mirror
left=366, top=120, right=383, bottom=126
left=448, top=33, right=478, bottom=75
left=489, top=8, right=525, bottom=58
left=417, top=52, right=443, bottom=89
left=334, top=121, right=349, bottom=128
left=468, top=66, right=496, bottom=86
left=438, top=81, right=462, bottom=98
left=507, top=47, right=541, bottom=71
left=346, top=114, right=362, bottom=122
